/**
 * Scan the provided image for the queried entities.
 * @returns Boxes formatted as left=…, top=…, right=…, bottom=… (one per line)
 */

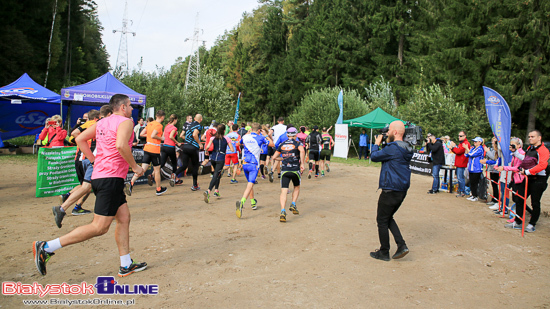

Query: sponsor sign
left=36, top=147, right=80, bottom=197
left=409, top=150, right=433, bottom=175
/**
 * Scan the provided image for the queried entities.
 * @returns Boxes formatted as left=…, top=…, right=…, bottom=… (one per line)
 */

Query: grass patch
left=331, top=156, right=381, bottom=168
left=0, top=153, right=38, bottom=165
left=4, top=135, right=36, bottom=146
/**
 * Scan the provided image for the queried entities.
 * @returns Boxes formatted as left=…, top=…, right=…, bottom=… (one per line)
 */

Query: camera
left=379, top=126, right=389, bottom=145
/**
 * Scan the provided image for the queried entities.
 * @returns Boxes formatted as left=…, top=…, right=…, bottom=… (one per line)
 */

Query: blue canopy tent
left=61, top=72, right=146, bottom=127
left=0, top=73, right=65, bottom=140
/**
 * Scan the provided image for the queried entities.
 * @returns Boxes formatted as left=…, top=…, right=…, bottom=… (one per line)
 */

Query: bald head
left=388, top=121, right=405, bottom=142
left=195, top=114, right=203, bottom=123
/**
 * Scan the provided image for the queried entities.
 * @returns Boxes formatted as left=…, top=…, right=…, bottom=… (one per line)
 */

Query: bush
left=288, top=87, right=367, bottom=129
left=364, top=76, right=397, bottom=115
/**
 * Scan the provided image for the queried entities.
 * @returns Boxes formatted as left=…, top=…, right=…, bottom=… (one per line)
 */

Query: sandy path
left=0, top=160, right=549, bottom=308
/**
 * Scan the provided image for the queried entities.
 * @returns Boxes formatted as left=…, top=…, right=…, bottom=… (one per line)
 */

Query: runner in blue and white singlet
left=235, top=123, right=274, bottom=218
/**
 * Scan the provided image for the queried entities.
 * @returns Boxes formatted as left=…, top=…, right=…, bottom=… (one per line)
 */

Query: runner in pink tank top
left=32, top=94, right=148, bottom=278
left=92, top=114, right=135, bottom=179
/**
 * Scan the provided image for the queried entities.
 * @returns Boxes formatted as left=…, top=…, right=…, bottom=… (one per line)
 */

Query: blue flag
left=234, top=92, right=241, bottom=123
left=483, top=86, right=512, bottom=166
left=336, top=90, right=344, bottom=124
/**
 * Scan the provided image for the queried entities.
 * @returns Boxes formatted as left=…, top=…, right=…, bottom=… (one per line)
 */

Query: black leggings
left=176, top=146, right=199, bottom=186
left=208, top=160, right=224, bottom=191
left=489, top=172, right=499, bottom=202
left=469, top=172, right=482, bottom=197
left=160, top=145, right=177, bottom=173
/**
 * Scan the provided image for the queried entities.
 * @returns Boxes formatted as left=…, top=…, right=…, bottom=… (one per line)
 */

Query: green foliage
left=364, top=76, right=397, bottom=115
left=399, top=84, right=490, bottom=138
left=4, top=135, right=37, bottom=146
left=288, top=87, right=367, bottom=129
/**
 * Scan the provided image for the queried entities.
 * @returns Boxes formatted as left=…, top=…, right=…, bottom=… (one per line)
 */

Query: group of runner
left=34, top=100, right=336, bottom=277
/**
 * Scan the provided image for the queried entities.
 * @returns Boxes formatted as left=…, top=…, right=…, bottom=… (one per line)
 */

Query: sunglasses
left=458, top=135, right=465, bottom=137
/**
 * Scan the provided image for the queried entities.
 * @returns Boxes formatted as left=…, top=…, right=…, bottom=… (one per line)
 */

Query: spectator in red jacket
left=38, top=115, right=67, bottom=147
left=448, top=131, right=471, bottom=197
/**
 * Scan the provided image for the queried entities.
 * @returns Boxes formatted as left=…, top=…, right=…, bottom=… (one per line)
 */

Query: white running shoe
left=488, top=203, right=500, bottom=210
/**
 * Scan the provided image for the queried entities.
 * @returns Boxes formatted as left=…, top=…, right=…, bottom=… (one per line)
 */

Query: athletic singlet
left=209, top=136, right=232, bottom=161
left=277, top=139, right=302, bottom=172
left=185, top=121, right=203, bottom=149
left=92, top=115, right=134, bottom=179
left=143, top=120, right=163, bottom=154
left=306, top=131, right=322, bottom=151
left=226, top=131, right=241, bottom=154
left=261, top=133, right=269, bottom=154
left=163, top=123, right=177, bottom=146
left=296, top=132, right=308, bottom=145
left=322, top=133, right=334, bottom=150
left=241, top=132, right=269, bottom=168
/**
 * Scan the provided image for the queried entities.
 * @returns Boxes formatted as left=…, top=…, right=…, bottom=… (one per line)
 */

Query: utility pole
left=184, top=13, right=206, bottom=90
left=113, top=0, right=136, bottom=78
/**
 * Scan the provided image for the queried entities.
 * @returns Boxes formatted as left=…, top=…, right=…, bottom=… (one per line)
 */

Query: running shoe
left=156, top=187, right=168, bottom=195
left=169, top=174, right=175, bottom=187
left=326, top=164, right=330, bottom=172
left=72, top=207, right=91, bottom=216
left=236, top=200, right=244, bottom=218
left=308, top=171, right=312, bottom=179
left=118, top=260, right=147, bottom=277
left=210, top=174, right=214, bottom=178
left=289, top=202, right=299, bottom=215
left=254, top=180, right=259, bottom=184
left=198, top=165, right=204, bottom=175
left=59, top=192, right=70, bottom=205
left=213, top=191, right=221, bottom=198
left=52, top=206, right=65, bottom=228
left=33, top=241, right=54, bottom=275
left=190, top=185, right=200, bottom=191
left=203, top=191, right=210, bottom=203
left=370, top=249, right=390, bottom=262
left=264, top=166, right=268, bottom=175
left=251, top=199, right=258, bottom=210
left=227, top=171, right=231, bottom=177
left=175, top=179, right=183, bottom=186
left=525, top=224, right=536, bottom=233
left=230, top=179, right=238, bottom=184
left=280, top=210, right=287, bottom=222
left=147, top=174, right=154, bottom=186
left=456, top=192, right=465, bottom=198
left=261, top=175, right=266, bottom=180
left=315, top=174, right=319, bottom=178
left=392, top=246, right=409, bottom=259
left=321, top=171, right=325, bottom=177
left=504, top=222, right=522, bottom=230
left=278, top=173, right=281, bottom=179
left=124, top=182, right=133, bottom=196
left=269, top=172, right=274, bottom=183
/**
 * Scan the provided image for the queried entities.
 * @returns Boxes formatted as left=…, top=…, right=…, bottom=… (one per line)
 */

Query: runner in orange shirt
left=126, top=110, right=167, bottom=196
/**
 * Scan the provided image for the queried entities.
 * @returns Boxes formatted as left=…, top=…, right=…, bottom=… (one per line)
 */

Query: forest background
left=2, top=0, right=549, bottom=142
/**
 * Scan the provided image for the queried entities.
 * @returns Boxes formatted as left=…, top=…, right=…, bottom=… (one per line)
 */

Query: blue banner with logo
left=336, top=90, right=344, bottom=124
left=483, top=86, right=512, bottom=166
left=233, top=92, right=241, bottom=123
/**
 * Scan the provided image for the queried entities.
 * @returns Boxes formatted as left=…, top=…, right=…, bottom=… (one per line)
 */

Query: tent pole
left=369, top=128, right=373, bottom=164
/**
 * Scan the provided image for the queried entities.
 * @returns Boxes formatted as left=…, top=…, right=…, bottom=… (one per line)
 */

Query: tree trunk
left=395, top=32, right=405, bottom=107
left=526, top=58, right=540, bottom=140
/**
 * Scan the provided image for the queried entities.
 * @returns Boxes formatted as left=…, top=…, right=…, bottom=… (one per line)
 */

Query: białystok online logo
left=2, top=277, right=158, bottom=297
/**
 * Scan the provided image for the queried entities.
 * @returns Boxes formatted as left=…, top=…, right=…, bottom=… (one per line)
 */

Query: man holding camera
left=369, top=121, right=413, bottom=261
left=426, top=133, right=445, bottom=194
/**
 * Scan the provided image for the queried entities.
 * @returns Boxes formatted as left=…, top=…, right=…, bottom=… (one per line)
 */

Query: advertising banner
left=483, top=86, right=512, bottom=165
left=409, top=150, right=433, bottom=176
left=36, top=147, right=79, bottom=197
left=333, top=124, right=349, bottom=159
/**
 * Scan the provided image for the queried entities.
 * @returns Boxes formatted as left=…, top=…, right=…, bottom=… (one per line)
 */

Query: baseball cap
left=287, top=127, right=298, bottom=136
left=472, top=137, right=483, bottom=142
left=211, top=120, right=218, bottom=127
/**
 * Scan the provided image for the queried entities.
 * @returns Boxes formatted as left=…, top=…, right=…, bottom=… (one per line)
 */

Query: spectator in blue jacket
left=369, top=121, right=413, bottom=262
left=359, top=130, right=369, bottom=159
left=465, top=137, right=485, bottom=202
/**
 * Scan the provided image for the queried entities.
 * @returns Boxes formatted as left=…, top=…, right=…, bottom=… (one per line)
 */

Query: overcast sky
left=96, top=0, right=261, bottom=73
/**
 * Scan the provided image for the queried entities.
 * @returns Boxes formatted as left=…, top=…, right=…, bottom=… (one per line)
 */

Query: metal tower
left=184, top=13, right=206, bottom=89
left=113, top=0, right=136, bottom=77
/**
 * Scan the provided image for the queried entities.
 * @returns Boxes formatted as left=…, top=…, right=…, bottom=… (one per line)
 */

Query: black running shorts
left=320, top=149, right=331, bottom=161
left=91, top=178, right=127, bottom=216
left=309, top=150, right=320, bottom=161
left=142, top=151, right=161, bottom=166
left=75, top=160, right=84, bottom=184
left=260, top=154, right=268, bottom=161
left=281, top=171, right=301, bottom=189
left=268, top=146, right=276, bottom=156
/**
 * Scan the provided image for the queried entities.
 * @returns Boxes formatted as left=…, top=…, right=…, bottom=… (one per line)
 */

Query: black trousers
left=376, top=190, right=407, bottom=254
left=160, top=145, right=177, bottom=173
left=176, top=146, right=199, bottom=186
left=208, top=160, right=224, bottom=191
left=469, top=172, right=482, bottom=197
left=359, top=146, right=369, bottom=159
left=524, top=177, right=548, bottom=226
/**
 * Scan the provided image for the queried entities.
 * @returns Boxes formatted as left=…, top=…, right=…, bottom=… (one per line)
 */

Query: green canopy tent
left=343, top=107, right=406, bottom=162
